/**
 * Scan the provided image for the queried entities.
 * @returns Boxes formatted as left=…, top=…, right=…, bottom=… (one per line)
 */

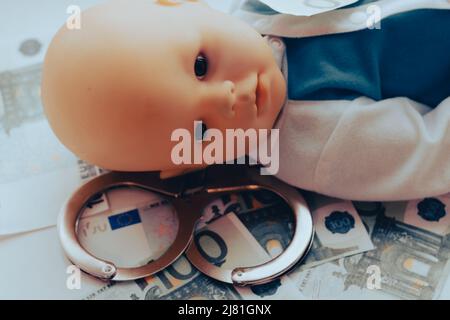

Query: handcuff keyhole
left=103, top=265, right=114, bottom=274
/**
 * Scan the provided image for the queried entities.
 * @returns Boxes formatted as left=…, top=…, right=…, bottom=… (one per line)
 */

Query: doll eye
left=195, top=121, right=208, bottom=141
left=194, top=54, right=208, bottom=79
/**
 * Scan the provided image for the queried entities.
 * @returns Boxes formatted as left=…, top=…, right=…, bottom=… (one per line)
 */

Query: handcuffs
left=58, top=164, right=314, bottom=286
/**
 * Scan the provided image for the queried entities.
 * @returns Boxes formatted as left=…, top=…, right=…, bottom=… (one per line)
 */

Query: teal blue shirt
left=284, top=9, right=450, bottom=108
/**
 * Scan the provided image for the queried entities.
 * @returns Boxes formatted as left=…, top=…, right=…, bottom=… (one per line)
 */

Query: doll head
left=42, top=0, right=286, bottom=176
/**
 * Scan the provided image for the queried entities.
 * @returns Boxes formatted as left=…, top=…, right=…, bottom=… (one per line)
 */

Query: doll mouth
left=235, top=74, right=266, bottom=117
left=255, top=74, right=266, bottom=115
left=254, top=76, right=260, bottom=115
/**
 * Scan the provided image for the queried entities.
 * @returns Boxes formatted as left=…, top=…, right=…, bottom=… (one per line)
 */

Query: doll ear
left=159, top=167, right=205, bottom=179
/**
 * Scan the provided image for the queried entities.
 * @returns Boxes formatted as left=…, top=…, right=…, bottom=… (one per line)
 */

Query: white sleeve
left=275, top=96, right=450, bottom=201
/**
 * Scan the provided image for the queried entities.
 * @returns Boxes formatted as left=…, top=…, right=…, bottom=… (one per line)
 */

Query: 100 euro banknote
left=0, top=64, right=104, bottom=235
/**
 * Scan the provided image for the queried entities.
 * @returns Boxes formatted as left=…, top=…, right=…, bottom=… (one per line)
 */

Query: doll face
left=42, top=0, right=286, bottom=172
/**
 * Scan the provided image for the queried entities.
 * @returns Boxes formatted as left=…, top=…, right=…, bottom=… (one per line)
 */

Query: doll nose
left=223, top=80, right=236, bottom=109
left=224, top=80, right=235, bottom=96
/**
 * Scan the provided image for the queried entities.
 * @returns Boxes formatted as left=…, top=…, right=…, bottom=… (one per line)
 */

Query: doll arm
left=275, top=96, right=450, bottom=201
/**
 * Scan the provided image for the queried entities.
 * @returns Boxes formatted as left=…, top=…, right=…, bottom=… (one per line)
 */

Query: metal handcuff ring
left=58, top=165, right=314, bottom=286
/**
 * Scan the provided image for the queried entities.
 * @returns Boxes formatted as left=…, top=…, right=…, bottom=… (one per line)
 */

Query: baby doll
left=42, top=0, right=450, bottom=201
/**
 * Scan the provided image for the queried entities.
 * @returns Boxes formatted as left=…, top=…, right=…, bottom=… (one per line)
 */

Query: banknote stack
left=290, top=194, right=450, bottom=300
left=1, top=63, right=450, bottom=300
left=0, top=64, right=105, bottom=236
